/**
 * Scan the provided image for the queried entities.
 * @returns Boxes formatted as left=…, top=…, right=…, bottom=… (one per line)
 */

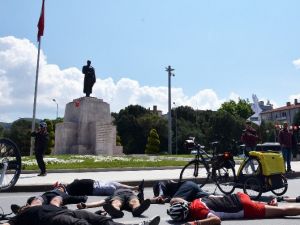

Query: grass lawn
left=21, top=154, right=192, bottom=170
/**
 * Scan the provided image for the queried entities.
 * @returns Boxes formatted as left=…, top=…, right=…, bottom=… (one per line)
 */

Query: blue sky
left=1, top=0, right=300, bottom=122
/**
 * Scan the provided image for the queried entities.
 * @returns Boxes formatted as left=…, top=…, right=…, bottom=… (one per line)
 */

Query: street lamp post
left=52, top=99, right=58, bottom=119
left=173, top=102, right=178, bottom=155
left=166, top=65, right=175, bottom=155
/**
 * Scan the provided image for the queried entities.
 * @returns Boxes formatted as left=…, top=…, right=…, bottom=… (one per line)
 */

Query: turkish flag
left=37, top=0, right=45, bottom=42
left=74, top=100, right=80, bottom=108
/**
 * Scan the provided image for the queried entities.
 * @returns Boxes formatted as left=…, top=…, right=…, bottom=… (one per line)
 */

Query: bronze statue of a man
left=82, top=60, right=96, bottom=97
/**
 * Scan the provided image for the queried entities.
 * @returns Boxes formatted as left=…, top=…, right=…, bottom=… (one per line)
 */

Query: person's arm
left=62, top=194, right=88, bottom=205
left=187, top=216, right=221, bottom=225
left=2, top=223, right=11, bottom=225
left=77, top=199, right=105, bottom=209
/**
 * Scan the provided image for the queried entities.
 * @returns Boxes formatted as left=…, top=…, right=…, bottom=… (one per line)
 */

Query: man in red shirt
left=278, top=122, right=293, bottom=172
left=168, top=192, right=300, bottom=224
left=241, top=121, right=259, bottom=156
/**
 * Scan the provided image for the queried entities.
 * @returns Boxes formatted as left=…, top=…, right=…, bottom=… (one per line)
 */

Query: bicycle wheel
left=243, top=176, right=262, bottom=200
left=270, top=175, right=288, bottom=196
left=0, top=138, right=22, bottom=191
left=213, top=162, right=236, bottom=195
left=179, top=161, right=210, bottom=188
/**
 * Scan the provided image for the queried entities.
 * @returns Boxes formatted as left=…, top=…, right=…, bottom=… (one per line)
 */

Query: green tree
left=6, top=119, right=33, bottom=155
left=219, top=99, right=253, bottom=120
left=0, top=124, right=4, bottom=137
left=114, top=105, right=148, bottom=154
left=138, top=114, right=168, bottom=153
left=145, top=128, right=160, bottom=154
left=208, top=111, right=244, bottom=154
left=116, top=135, right=122, bottom=146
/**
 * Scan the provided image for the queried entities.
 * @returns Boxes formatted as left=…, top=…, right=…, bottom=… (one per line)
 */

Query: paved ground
left=8, top=160, right=300, bottom=192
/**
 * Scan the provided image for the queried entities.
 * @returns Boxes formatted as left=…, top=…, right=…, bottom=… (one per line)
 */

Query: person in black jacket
left=150, top=180, right=209, bottom=204
left=11, top=184, right=88, bottom=215
left=31, top=121, right=49, bottom=176
left=5, top=196, right=160, bottom=225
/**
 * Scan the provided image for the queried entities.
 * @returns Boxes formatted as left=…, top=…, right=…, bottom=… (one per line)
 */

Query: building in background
left=261, top=99, right=300, bottom=124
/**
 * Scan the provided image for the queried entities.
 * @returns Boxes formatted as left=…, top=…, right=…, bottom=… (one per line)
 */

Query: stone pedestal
left=54, top=97, right=123, bottom=155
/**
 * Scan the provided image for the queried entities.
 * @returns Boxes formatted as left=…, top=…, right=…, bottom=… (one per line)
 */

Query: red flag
left=37, top=0, right=45, bottom=42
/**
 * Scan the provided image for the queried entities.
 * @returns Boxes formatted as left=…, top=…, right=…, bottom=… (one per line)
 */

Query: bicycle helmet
left=167, top=202, right=189, bottom=221
left=39, top=121, right=47, bottom=128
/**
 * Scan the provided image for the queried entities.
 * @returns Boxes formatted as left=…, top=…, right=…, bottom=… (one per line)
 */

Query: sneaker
left=11, top=204, right=21, bottom=215
left=276, top=196, right=284, bottom=202
left=138, top=216, right=160, bottom=225
left=138, top=179, right=144, bottom=192
left=137, top=179, right=145, bottom=202
left=132, top=199, right=151, bottom=217
left=37, top=172, right=47, bottom=176
left=103, top=203, right=124, bottom=218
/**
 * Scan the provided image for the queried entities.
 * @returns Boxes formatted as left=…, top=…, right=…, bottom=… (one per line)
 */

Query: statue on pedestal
left=82, top=60, right=96, bottom=97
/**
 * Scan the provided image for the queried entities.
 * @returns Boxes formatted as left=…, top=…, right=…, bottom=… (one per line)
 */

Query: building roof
left=261, top=103, right=300, bottom=114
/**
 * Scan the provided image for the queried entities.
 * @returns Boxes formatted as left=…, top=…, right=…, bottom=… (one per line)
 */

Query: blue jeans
left=282, top=147, right=292, bottom=171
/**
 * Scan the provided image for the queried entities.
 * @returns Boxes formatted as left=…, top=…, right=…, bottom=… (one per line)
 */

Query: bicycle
left=0, top=138, right=22, bottom=191
left=179, top=141, right=237, bottom=195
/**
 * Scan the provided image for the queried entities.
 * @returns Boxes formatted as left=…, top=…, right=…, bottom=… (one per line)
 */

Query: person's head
left=26, top=196, right=44, bottom=206
left=39, top=121, right=47, bottom=130
left=167, top=202, right=190, bottom=221
left=283, top=122, right=288, bottom=129
left=245, top=121, right=252, bottom=128
left=87, top=60, right=91, bottom=66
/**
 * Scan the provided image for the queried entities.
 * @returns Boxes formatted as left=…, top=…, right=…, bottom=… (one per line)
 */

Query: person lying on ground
left=151, top=180, right=209, bottom=204
left=10, top=183, right=88, bottom=215
left=277, top=196, right=300, bottom=203
left=77, top=188, right=151, bottom=219
left=55, top=179, right=144, bottom=196
left=3, top=196, right=160, bottom=225
left=167, top=192, right=300, bottom=225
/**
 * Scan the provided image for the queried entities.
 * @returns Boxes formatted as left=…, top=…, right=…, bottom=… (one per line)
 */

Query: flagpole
left=30, top=38, right=42, bottom=156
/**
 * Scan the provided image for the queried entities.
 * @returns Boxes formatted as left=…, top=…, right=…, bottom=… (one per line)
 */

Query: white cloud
left=293, top=58, right=300, bottom=69
left=0, top=36, right=235, bottom=122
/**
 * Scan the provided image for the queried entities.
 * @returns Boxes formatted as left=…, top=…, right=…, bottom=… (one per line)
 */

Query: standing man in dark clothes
left=31, top=121, right=49, bottom=176
left=4, top=196, right=160, bottom=225
left=82, top=60, right=96, bottom=97
left=241, top=121, right=259, bottom=156
left=278, top=122, right=294, bottom=172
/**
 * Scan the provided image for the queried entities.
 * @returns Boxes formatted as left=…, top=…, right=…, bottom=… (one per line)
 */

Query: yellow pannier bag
left=249, top=151, right=285, bottom=176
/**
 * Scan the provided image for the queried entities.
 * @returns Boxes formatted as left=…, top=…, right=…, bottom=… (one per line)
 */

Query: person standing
left=31, top=121, right=49, bottom=176
left=82, top=60, right=96, bottom=97
left=241, top=121, right=259, bottom=156
left=278, top=122, right=294, bottom=172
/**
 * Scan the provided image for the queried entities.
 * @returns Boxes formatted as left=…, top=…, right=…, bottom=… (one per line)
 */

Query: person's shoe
left=103, top=203, right=124, bottom=218
left=37, top=172, right=47, bottom=176
left=276, top=196, right=284, bottom=202
left=11, top=204, right=21, bottom=215
left=137, top=179, right=145, bottom=202
left=137, top=216, right=160, bottom=225
left=138, top=179, right=144, bottom=192
left=132, top=199, right=151, bottom=217
left=287, top=169, right=295, bottom=173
